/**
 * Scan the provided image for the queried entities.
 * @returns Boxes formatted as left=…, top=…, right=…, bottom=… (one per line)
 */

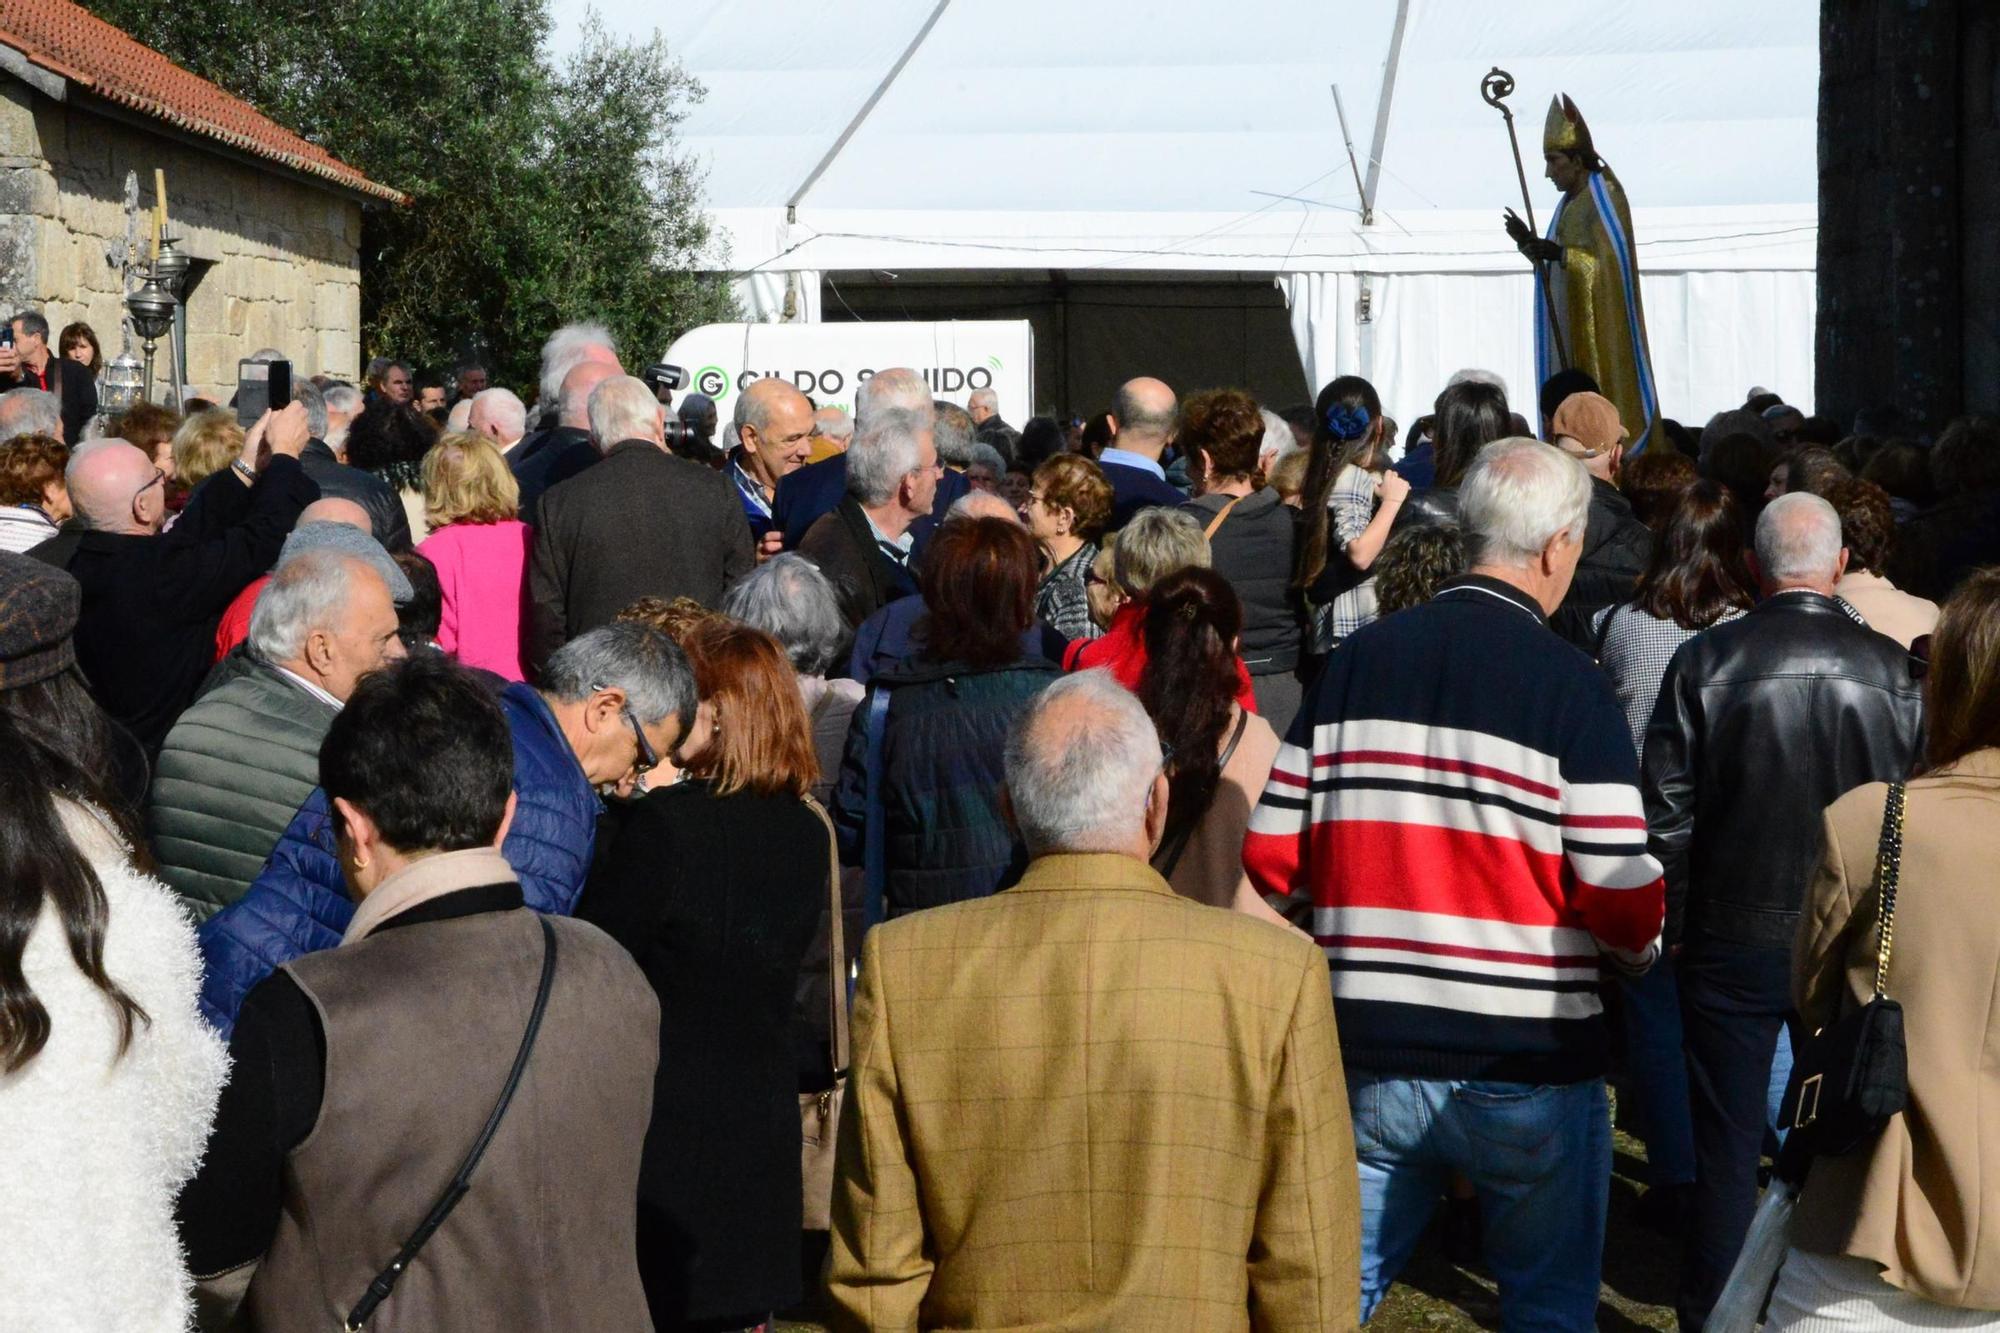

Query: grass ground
left=776, top=1124, right=1679, bottom=1331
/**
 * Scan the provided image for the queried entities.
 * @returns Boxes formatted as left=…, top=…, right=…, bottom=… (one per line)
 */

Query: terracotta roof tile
left=0, top=0, right=403, bottom=202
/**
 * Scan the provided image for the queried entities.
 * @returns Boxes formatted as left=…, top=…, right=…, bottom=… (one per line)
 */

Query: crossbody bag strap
left=1153, top=708, right=1252, bottom=881
left=344, top=914, right=560, bottom=1331
left=1593, top=598, right=1627, bottom=662
left=861, top=686, right=892, bottom=932
left=1871, top=781, right=1906, bottom=1001
left=803, top=796, right=848, bottom=1074
left=1202, top=494, right=1244, bottom=541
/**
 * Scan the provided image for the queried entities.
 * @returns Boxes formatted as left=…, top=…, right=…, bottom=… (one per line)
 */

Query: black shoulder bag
left=1777, top=782, right=1908, bottom=1171
left=344, top=914, right=560, bottom=1331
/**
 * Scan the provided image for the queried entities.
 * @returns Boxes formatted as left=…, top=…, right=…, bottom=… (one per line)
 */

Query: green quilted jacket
left=146, top=660, right=340, bottom=921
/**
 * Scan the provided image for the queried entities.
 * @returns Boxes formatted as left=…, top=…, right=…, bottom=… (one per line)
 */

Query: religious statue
left=1503, top=95, right=1661, bottom=453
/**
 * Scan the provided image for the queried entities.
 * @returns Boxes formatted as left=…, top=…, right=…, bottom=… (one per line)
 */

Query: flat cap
left=0, top=549, right=80, bottom=688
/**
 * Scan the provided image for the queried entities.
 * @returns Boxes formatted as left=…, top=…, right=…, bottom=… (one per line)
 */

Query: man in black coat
left=797, top=408, right=937, bottom=630
left=513, top=360, right=624, bottom=518
left=294, top=380, right=411, bottom=551
left=1546, top=392, right=1651, bottom=649
left=526, top=375, right=752, bottom=674
left=1643, top=491, right=1924, bottom=1332
left=0, top=310, right=95, bottom=443
left=31, top=403, right=318, bottom=753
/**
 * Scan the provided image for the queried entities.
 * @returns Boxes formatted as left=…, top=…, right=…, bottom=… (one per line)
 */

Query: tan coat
left=827, top=852, right=1360, bottom=1332
left=1791, top=749, right=2000, bottom=1308
left=1836, top=569, right=1939, bottom=650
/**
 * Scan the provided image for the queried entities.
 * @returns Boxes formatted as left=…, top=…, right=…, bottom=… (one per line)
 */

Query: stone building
left=0, top=0, right=399, bottom=399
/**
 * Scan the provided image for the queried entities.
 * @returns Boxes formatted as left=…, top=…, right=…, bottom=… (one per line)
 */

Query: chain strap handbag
left=1778, top=781, right=1910, bottom=1164
left=799, top=795, right=848, bottom=1232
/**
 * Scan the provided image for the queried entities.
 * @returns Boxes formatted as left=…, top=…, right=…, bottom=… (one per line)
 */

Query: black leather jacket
left=1642, top=591, right=1924, bottom=948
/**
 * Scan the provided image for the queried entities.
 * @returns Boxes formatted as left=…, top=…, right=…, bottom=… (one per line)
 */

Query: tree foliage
left=82, top=0, right=735, bottom=396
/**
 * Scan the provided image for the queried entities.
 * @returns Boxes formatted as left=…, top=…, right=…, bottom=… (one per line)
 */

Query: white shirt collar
left=273, top=664, right=345, bottom=711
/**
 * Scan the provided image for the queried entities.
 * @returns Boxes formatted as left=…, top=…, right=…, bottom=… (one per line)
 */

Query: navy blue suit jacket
left=1101, top=460, right=1185, bottom=529
left=772, top=454, right=969, bottom=550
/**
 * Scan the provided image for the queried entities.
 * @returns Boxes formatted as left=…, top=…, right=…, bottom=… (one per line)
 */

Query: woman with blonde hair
left=578, top=619, right=828, bottom=1331
left=414, top=432, right=531, bottom=679
left=168, top=409, right=245, bottom=515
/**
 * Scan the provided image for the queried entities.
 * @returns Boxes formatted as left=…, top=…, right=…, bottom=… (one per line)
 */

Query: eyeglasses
left=133, top=467, right=165, bottom=506
left=1024, top=491, right=1046, bottom=508
left=592, top=682, right=659, bottom=771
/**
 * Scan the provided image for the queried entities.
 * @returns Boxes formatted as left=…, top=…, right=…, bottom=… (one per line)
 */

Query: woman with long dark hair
left=1588, top=480, right=1756, bottom=1228
left=1391, top=379, right=1512, bottom=535
left=0, top=553, right=226, bottom=1330
left=1591, top=480, right=1758, bottom=748
left=1135, top=567, right=1293, bottom=930
left=1765, top=568, right=2000, bottom=1328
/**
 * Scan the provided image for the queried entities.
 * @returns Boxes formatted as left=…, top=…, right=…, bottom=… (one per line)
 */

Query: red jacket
left=1063, top=603, right=1258, bottom=713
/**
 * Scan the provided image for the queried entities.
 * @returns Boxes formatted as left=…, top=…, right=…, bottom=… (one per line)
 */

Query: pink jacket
left=416, top=520, right=532, bottom=681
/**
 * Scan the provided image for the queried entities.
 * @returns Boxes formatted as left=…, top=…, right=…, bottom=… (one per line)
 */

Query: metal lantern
left=125, top=274, right=177, bottom=399
left=151, top=233, right=192, bottom=299
left=101, top=351, right=145, bottom=412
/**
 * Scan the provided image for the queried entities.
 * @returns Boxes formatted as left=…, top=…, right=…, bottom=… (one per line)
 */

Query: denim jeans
left=1676, top=937, right=1796, bottom=1332
left=1619, top=956, right=1698, bottom=1187
left=1349, top=1073, right=1611, bottom=1330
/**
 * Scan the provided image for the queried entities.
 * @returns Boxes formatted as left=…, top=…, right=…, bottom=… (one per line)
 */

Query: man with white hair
left=320, top=382, right=363, bottom=458
left=808, top=404, right=853, bottom=462
left=295, top=378, right=412, bottom=551
left=0, top=385, right=62, bottom=443
left=468, top=386, right=529, bottom=456
left=1643, top=490, right=1923, bottom=1331
left=796, top=407, right=938, bottom=629
left=772, top=367, right=966, bottom=548
left=828, top=671, right=1358, bottom=1329
left=150, top=549, right=405, bottom=920
left=30, top=404, right=318, bottom=753
left=966, top=384, right=1012, bottom=447
left=535, top=321, right=619, bottom=426
left=1247, top=437, right=1666, bottom=1328
left=211, top=498, right=413, bottom=666
left=513, top=358, right=624, bottom=517
left=526, top=374, right=752, bottom=671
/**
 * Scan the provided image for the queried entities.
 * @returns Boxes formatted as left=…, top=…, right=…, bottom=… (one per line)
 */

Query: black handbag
left=1778, top=782, right=1909, bottom=1166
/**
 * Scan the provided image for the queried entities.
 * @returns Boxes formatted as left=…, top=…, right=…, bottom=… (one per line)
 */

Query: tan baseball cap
left=1550, top=391, right=1626, bottom=459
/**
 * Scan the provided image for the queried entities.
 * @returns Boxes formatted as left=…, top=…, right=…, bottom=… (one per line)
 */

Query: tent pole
left=1360, top=0, right=1412, bottom=223
left=787, top=0, right=952, bottom=214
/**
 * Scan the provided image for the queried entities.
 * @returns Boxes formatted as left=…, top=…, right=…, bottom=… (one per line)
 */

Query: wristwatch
left=231, top=459, right=258, bottom=483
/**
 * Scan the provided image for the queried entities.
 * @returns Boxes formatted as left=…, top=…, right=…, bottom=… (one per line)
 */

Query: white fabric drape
left=1281, top=267, right=1816, bottom=431
left=731, top=270, right=822, bottom=324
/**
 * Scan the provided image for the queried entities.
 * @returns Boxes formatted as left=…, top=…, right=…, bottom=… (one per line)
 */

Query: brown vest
left=245, top=909, right=659, bottom=1331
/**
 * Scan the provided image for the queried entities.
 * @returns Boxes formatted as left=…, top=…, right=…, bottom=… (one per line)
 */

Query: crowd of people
left=1, top=306, right=1998, bottom=1333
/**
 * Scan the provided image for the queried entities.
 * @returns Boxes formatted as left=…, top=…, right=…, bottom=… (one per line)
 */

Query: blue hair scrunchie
left=1325, top=402, right=1372, bottom=443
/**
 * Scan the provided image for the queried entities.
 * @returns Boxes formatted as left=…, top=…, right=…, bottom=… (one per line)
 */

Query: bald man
left=209, top=496, right=381, bottom=664
left=771, top=367, right=970, bottom=550
left=845, top=486, right=1065, bottom=683
left=32, top=404, right=318, bottom=753
left=1100, top=377, right=1184, bottom=528
left=729, top=377, right=815, bottom=552
left=513, top=359, right=623, bottom=518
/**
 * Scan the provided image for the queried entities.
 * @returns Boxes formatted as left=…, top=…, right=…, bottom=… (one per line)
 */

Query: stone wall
left=0, top=76, right=364, bottom=401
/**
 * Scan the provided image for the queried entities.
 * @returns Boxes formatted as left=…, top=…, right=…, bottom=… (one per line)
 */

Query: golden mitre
left=1543, top=94, right=1595, bottom=158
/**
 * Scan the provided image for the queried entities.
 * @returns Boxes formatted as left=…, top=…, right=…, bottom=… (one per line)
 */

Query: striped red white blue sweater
left=1245, top=575, right=1665, bottom=1083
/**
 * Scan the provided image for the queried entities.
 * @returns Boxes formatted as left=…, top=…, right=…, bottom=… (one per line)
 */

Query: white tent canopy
left=616, top=0, right=1818, bottom=426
